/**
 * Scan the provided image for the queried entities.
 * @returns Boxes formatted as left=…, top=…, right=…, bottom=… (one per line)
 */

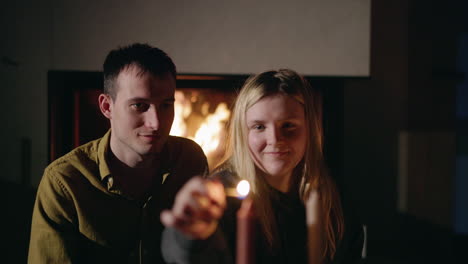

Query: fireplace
left=48, top=71, right=344, bottom=183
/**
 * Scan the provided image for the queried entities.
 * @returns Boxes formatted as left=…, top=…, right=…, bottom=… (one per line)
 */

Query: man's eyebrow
left=126, top=97, right=175, bottom=102
left=126, top=97, right=149, bottom=102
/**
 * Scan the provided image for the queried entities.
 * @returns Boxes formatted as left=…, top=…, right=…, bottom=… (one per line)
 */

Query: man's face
left=100, top=66, right=175, bottom=165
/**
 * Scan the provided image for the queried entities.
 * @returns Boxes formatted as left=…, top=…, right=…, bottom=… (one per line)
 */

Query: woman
left=161, top=69, right=363, bottom=264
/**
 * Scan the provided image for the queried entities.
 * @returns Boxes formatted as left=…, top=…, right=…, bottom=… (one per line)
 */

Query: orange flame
left=170, top=91, right=230, bottom=168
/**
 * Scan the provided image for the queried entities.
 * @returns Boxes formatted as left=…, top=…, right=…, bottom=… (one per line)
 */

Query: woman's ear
left=98, top=94, right=112, bottom=119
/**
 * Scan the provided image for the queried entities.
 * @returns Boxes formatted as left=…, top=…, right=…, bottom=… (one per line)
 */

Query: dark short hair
left=103, top=43, right=176, bottom=99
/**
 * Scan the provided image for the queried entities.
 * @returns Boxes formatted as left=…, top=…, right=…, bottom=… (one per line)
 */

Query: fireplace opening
left=170, top=88, right=236, bottom=169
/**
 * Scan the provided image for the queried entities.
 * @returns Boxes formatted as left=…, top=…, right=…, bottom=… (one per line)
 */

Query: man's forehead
left=119, top=64, right=175, bottom=80
left=116, top=66, right=174, bottom=85
left=113, top=67, right=175, bottom=99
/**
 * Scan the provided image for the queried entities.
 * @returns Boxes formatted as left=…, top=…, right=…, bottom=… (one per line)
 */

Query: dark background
left=2, top=0, right=468, bottom=263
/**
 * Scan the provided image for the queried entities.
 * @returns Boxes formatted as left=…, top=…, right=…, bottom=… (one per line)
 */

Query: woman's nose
left=266, top=127, right=283, bottom=145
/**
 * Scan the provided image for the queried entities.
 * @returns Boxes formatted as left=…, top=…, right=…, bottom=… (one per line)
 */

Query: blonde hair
left=219, top=69, right=344, bottom=261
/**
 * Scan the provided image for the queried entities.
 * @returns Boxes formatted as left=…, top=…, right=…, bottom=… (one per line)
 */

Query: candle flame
left=236, top=180, right=250, bottom=197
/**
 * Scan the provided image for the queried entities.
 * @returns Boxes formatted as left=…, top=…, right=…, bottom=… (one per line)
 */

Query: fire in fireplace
left=170, top=88, right=235, bottom=169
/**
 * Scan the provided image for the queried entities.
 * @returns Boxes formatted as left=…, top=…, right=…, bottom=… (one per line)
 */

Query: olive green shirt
left=28, top=130, right=208, bottom=264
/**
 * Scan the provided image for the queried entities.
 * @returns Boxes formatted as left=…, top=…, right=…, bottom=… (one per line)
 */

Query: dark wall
left=340, top=0, right=466, bottom=263
left=343, top=0, right=409, bottom=235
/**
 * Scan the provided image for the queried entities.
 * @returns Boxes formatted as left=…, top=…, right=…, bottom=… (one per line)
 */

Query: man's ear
left=98, top=94, right=112, bottom=119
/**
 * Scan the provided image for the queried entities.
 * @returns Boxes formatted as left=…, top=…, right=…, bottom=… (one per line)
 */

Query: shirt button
left=107, top=177, right=114, bottom=190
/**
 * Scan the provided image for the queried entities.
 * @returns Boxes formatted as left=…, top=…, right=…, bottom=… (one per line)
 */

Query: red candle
left=236, top=196, right=256, bottom=264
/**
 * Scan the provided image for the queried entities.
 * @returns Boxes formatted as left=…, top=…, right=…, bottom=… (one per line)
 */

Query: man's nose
left=144, top=106, right=159, bottom=130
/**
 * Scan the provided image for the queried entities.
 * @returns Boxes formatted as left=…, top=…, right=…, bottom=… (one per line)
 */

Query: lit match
left=225, top=180, right=250, bottom=198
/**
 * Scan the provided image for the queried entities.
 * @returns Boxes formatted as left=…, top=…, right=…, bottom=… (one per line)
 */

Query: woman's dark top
left=161, top=170, right=364, bottom=264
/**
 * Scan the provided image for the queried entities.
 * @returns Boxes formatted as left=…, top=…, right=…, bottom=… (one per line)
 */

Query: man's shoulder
left=167, top=136, right=203, bottom=149
left=166, top=136, right=205, bottom=157
left=44, top=138, right=101, bottom=180
left=165, top=136, right=208, bottom=174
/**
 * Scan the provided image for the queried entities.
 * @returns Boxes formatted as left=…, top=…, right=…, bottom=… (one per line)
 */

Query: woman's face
left=246, top=93, right=307, bottom=191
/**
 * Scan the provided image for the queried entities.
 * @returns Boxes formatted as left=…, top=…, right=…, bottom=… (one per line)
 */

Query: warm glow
left=170, top=91, right=189, bottom=137
left=193, top=102, right=230, bottom=154
left=236, top=180, right=250, bottom=197
left=169, top=90, right=231, bottom=168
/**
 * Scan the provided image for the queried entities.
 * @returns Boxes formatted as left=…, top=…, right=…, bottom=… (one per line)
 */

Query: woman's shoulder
left=209, top=166, right=240, bottom=188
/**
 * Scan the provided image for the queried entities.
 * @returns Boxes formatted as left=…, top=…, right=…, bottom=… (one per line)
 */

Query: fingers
left=160, top=210, right=176, bottom=227
left=306, top=189, right=325, bottom=264
left=161, top=176, right=227, bottom=239
left=171, top=178, right=225, bottom=220
left=206, top=180, right=226, bottom=209
left=306, top=189, right=322, bottom=225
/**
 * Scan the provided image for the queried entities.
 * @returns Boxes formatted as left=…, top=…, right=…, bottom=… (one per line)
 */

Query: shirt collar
left=97, top=129, right=174, bottom=194
left=97, top=129, right=112, bottom=182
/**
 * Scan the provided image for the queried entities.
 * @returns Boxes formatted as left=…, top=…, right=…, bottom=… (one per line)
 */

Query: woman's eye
left=252, top=124, right=265, bottom=130
left=283, top=123, right=297, bottom=129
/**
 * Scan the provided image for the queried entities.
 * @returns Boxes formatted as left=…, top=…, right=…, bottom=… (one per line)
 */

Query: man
left=28, top=43, right=208, bottom=263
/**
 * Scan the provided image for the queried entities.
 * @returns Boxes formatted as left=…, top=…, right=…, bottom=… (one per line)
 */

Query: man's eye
left=130, top=103, right=149, bottom=111
left=161, top=102, right=174, bottom=110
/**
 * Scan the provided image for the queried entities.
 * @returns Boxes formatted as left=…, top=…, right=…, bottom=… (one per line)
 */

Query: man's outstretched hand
left=160, top=177, right=226, bottom=239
